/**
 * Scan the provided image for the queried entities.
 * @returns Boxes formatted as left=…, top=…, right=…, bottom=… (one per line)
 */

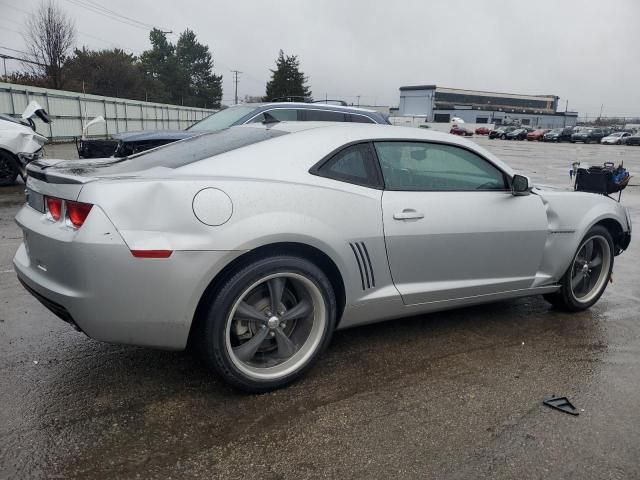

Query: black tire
left=544, top=225, right=614, bottom=311
left=198, top=255, right=337, bottom=393
left=0, top=151, right=19, bottom=187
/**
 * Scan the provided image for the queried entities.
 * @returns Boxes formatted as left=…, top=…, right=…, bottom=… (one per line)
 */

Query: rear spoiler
left=27, top=160, right=96, bottom=185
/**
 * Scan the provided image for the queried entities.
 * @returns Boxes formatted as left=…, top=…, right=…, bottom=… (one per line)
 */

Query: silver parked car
left=14, top=123, right=632, bottom=392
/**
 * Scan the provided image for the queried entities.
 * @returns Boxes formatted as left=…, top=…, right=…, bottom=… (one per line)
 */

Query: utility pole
left=356, top=95, right=361, bottom=107
left=231, top=70, right=242, bottom=105
left=599, top=104, right=604, bottom=121
left=2, top=56, right=6, bottom=79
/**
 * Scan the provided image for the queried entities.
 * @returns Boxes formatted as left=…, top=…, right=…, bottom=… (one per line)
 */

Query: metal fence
left=0, top=82, right=216, bottom=142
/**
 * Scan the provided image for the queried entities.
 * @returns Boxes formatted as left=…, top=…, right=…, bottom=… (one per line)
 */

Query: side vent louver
left=349, top=242, right=375, bottom=290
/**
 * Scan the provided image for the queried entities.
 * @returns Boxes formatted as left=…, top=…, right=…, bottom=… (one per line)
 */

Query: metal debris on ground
left=543, top=396, right=579, bottom=416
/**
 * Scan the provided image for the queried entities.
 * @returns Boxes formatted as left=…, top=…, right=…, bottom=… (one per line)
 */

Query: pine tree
left=264, top=50, right=312, bottom=102
left=141, top=29, right=223, bottom=108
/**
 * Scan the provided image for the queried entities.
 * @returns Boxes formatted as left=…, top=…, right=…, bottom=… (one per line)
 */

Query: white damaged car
left=0, top=101, right=50, bottom=186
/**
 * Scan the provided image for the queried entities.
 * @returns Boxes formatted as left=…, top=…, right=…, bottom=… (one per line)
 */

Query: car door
left=375, top=141, right=549, bottom=306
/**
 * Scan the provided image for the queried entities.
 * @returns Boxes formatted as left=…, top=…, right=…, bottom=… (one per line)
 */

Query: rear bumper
left=17, top=274, right=80, bottom=330
left=13, top=204, right=242, bottom=350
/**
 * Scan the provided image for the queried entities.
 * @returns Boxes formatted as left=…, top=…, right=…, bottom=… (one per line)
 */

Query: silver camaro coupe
left=14, top=122, right=632, bottom=391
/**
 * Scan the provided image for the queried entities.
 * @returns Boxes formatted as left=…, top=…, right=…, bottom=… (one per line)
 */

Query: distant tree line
left=11, top=27, right=223, bottom=108
left=8, top=1, right=311, bottom=108
left=582, top=117, right=640, bottom=126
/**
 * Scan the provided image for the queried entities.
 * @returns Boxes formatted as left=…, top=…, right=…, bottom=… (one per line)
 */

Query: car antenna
left=262, top=112, right=280, bottom=126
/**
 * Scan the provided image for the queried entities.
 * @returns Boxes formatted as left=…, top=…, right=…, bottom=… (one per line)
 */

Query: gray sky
left=1, top=0, right=639, bottom=117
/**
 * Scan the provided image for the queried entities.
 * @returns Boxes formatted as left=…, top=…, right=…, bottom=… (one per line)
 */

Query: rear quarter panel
left=78, top=175, right=393, bottom=318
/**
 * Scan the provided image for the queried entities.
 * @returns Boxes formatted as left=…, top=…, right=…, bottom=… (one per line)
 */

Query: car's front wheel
left=198, top=255, right=336, bottom=392
left=544, top=226, right=614, bottom=311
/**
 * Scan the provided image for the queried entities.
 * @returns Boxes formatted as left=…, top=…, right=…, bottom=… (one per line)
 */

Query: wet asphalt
left=1, top=139, right=639, bottom=479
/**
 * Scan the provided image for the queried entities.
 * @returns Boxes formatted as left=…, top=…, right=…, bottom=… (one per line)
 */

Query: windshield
left=188, top=106, right=258, bottom=132
left=611, top=132, right=623, bottom=137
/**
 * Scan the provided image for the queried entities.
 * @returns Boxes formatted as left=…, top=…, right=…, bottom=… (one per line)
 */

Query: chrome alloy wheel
left=569, top=235, right=612, bottom=304
left=225, top=273, right=326, bottom=380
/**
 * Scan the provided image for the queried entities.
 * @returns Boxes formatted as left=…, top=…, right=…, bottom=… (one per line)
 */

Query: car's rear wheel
left=544, top=226, right=614, bottom=311
left=198, top=255, right=336, bottom=392
left=0, top=151, right=19, bottom=187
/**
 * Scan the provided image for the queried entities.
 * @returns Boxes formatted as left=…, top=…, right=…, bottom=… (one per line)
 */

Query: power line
left=0, top=53, right=46, bottom=67
left=231, top=70, right=242, bottom=105
left=0, top=45, right=30, bottom=56
left=81, top=0, right=157, bottom=29
left=62, top=0, right=170, bottom=32
left=1, top=1, right=124, bottom=50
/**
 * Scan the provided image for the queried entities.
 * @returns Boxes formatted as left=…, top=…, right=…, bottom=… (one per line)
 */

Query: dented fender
left=532, top=188, right=630, bottom=285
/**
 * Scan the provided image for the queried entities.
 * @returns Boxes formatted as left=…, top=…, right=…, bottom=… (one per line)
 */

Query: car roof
left=187, top=122, right=516, bottom=177
left=232, top=102, right=379, bottom=114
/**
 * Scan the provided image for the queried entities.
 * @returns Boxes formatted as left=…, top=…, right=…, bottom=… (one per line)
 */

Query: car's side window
left=303, top=110, right=348, bottom=122
left=373, top=141, right=507, bottom=192
left=350, top=114, right=375, bottom=124
left=314, top=143, right=381, bottom=188
left=249, top=109, right=300, bottom=123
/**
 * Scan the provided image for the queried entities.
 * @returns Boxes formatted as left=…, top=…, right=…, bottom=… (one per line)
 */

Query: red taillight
left=131, top=250, right=173, bottom=259
left=46, top=197, right=62, bottom=221
left=66, top=201, right=93, bottom=228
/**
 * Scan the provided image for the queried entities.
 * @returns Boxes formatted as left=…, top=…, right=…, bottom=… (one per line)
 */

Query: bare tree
left=24, top=0, right=76, bottom=89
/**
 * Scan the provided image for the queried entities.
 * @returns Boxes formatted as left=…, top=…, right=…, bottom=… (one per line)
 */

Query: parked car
left=488, top=126, right=517, bottom=139
left=601, top=132, right=632, bottom=145
left=475, top=126, right=491, bottom=135
left=0, top=102, right=50, bottom=186
left=625, top=134, right=640, bottom=146
left=15, top=122, right=631, bottom=392
left=505, top=128, right=528, bottom=140
left=449, top=125, right=473, bottom=136
left=571, top=128, right=608, bottom=144
left=527, top=129, right=550, bottom=141
left=78, top=102, right=391, bottom=159
left=543, top=127, right=573, bottom=142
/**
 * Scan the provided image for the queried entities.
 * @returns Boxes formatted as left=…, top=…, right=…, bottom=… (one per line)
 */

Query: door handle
left=393, top=209, right=424, bottom=220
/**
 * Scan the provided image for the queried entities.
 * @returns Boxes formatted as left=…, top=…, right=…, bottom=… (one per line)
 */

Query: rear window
left=127, top=127, right=288, bottom=169
left=48, top=127, right=288, bottom=175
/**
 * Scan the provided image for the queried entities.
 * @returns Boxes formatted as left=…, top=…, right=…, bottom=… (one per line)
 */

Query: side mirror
left=511, top=174, right=530, bottom=196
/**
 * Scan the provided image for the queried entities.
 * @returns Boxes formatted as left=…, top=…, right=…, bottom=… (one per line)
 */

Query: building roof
left=400, top=85, right=557, bottom=100
left=399, top=85, right=436, bottom=91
